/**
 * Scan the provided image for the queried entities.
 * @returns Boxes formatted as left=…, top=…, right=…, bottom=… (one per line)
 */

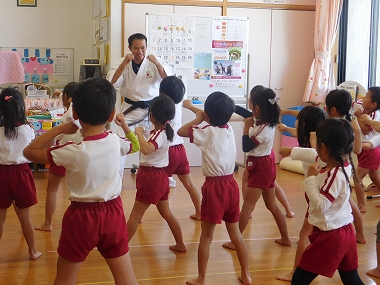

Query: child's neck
left=363, top=107, right=377, bottom=114
left=80, top=122, right=106, bottom=137
left=154, top=122, right=165, bottom=130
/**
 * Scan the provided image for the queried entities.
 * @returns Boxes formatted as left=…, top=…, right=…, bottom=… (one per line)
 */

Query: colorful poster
left=194, top=52, right=211, bottom=80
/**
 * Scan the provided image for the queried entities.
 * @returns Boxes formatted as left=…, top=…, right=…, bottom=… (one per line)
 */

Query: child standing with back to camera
left=0, top=88, right=42, bottom=260
left=291, top=118, right=364, bottom=285
left=24, top=78, right=139, bottom=285
left=126, top=94, right=187, bottom=252
left=223, top=87, right=292, bottom=250
left=178, top=91, right=251, bottom=285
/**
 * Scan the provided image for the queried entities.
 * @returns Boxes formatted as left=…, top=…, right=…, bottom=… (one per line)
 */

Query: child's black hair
left=316, top=118, right=357, bottom=184
left=72, top=77, right=116, bottom=126
left=150, top=94, right=175, bottom=141
left=325, top=89, right=352, bottom=121
left=62, top=82, right=79, bottom=99
left=0, top=88, right=28, bottom=139
left=368, top=86, right=380, bottom=110
left=159, top=76, right=185, bottom=104
left=296, top=106, right=327, bottom=148
left=204, top=91, right=235, bottom=126
left=250, top=87, right=280, bottom=127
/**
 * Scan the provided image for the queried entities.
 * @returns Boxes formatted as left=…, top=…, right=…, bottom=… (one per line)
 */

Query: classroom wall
left=0, top=0, right=93, bottom=85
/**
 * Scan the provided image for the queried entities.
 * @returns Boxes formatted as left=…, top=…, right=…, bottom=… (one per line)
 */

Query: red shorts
left=136, top=166, right=170, bottom=205
left=49, top=164, right=66, bottom=177
left=201, top=175, right=240, bottom=224
left=57, top=196, right=129, bottom=262
left=246, top=152, right=276, bottom=189
left=357, top=147, right=380, bottom=170
left=164, top=144, right=190, bottom=176
left=0, top=164, right=37, bottom=209
left=298, top=224, right=358, bottom=278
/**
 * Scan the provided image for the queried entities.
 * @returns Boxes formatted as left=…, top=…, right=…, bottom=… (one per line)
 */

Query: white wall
left=0, top=0, right=93, bottom=84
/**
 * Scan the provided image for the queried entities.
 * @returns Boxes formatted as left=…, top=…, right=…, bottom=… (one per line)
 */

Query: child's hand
left=306, top=162, right=321, bottom=177
left=280, top=108, right=288, bottom=115
left=354, top=109, right=363, bottom=118
left=182, top=99, right=193, bottom=109
left=279, top=146, right=292, bottom=157
left=362, top=141, right=373, bottom=150
left=114, top=114, right=126, bottom=127
left=135, top=126, right=144, bottom=135
left=277, top=123, right=288, bottom=132
left=310, top=132, right=317, bottom=149
left=359, top=114, right=371, bottom=124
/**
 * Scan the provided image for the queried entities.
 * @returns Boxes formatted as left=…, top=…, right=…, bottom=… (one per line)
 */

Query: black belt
left=122, top=98, right=151, bottom=115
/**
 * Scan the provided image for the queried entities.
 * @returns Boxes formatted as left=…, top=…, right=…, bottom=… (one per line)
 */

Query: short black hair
left=204, top=92, right=235, bottom=126
left=368, top=86, right=380, bottom=110
left=72, top=78, right=115, bottom=125
left=62, top=82, right=79, bottom=99
left=325, top=89, right=352, bottom=121
left=159, top=76, right=186, bottom=104
left=128, top=33, right=147, bottom=47
left=297, top=105, right=327, bottom=148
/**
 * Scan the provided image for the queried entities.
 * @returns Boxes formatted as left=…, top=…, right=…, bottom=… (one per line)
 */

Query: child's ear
left=108, top=109, right=116, bottom=122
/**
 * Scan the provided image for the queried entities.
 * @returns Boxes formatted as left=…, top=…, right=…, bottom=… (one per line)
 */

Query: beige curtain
left=303, top=0, right=344, bottom=103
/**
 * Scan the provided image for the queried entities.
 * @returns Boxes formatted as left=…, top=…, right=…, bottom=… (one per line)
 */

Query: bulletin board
left=145, top=14, right=249, bottom=99
left=0, top=47, right=74, bottom=88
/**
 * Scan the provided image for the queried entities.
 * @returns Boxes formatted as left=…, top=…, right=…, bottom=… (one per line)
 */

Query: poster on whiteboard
left=146, top=14, right=248, bottom=98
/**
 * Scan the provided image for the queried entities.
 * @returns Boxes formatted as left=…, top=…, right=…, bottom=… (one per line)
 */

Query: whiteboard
left=0, top=47, right=74, bottom=88
left=145, top=14, right=249, bottom=100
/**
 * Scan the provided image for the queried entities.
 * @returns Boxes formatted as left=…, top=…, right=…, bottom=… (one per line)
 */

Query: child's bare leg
left=354, top=167, right=369, bottom=213
left=17, top=207, right=42, bottom=260
left=225, top=222, right=251, bottom=284
left=157, top=200, right=187, bottom=252
left=369, top=169, right=380, bottom=194
left=177, top=174, right=201, bottom=220
left=222, top=187, right=262, bottom=250
left=276, top=218, right=312, bottom=281
left=54, top=256, right=82, bottom=285
left=105, top=252, right=138, bottom=285
left=241, top=169, right=252, bottom=219
left=367, top=220, right=380, bottom=278
left=262, top=188, right=292, bottom=246
left=0, top=208, right=7, bottom=239
left=126, top=200, right=150, bottom=242
left=274, top=181, right=295, bottom=218
left=186, top=221, right=216, bottom=285
left=349, top=196, right=366, bottom=244
left=36, top=173, right=63, bottom=231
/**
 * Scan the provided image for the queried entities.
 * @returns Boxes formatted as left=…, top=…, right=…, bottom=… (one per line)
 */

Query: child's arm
left=277, top=123, right=297, bottom=137
left=281, top=108, right=300, bottom=117
left=23, top=122, right=78, bottom=164
left=177, top=111, right=205, bottom=138
left=354, top=109, right=371, bottom=135
left=182, top=99, right=202, bottom=114
left=242, top=116, right=258, bottom=152
left=350, top=119, right=362, bottom=154
left=115, top=114, right=140, bottom=153
left=360, top=114, right=380, bottom=132
left=135, top=126, right=155, bottom=155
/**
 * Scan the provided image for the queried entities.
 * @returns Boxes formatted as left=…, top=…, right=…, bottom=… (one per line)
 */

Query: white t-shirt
left=304, top=163, right=353, bottom=231
left=0, top=124, right=35, bottom=165
left=290, top=147, right=325, bottom=177
left=190, top=123, right=236, bottom=177
left=139, top=129, right=170, bottom=168
left=170, top=103, right=184, bottom=146
left=245, top=122, right=275, bottom=157
left=48, top=131, right=133, bottom=202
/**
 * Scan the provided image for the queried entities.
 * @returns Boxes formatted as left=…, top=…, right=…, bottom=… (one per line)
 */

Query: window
left=339, top=0, right=379, bottom=88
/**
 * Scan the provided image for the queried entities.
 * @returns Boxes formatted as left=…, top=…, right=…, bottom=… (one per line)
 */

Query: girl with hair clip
left=222, top=87, right=292, bottom=250
left=0, top=88, right=41, bottom=260
left=291, top=118, right=364, bottom=285
left=126, top=94, right=187, bottom=252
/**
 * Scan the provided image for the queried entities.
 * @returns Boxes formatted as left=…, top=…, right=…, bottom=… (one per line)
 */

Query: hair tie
left=4, top=96, right=12, bottom=101
left=268, top=96, right=280, bottom=105
left=165, top=121, right=170, bottom=125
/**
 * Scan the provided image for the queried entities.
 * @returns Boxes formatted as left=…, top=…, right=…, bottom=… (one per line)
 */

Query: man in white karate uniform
left=107, top=33, right=172, bottom=129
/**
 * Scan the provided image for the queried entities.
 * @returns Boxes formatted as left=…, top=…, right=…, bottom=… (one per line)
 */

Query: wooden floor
left=1, top=166, right=380, bottom=285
